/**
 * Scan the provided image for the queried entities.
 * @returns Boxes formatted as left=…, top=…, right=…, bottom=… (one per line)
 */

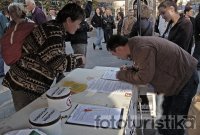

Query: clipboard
left=66, top=104, right=124, bottom=129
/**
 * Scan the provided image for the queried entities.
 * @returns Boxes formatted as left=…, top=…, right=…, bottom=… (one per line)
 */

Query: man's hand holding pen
left=116, top=64, right=139, bottom=79
left=120, top=64, right=128, bottom=71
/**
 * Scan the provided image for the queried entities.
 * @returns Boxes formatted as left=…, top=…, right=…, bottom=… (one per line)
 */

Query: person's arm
left=34, top=28, right=84, bottom=75
left=116, top=46, right=156, bottom=85
left=65, top=54, right=85, bottom=71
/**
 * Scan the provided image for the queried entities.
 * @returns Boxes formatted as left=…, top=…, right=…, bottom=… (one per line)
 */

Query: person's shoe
left=99, top=48, right=102, bottom=50
left=102, top=41, right=106, bottom=43
left=93, top=43, right=96, bottom=50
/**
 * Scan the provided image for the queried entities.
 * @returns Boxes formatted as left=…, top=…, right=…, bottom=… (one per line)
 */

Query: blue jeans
left=158, top=70, right=199, bottom=135
left=95, top=27, right=103, bottom=48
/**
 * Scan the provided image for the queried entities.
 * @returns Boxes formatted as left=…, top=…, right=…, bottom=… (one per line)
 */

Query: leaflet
left=87, top=78, right=132, bottom=94
left=101, top=70, right=119, bottom=81
left=66, top=104, right=123, bottom=128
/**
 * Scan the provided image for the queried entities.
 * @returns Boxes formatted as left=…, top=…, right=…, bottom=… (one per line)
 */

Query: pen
left=121, top=63, right=127, bottom=70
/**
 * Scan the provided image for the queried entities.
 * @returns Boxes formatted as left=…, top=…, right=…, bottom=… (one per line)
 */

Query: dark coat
left=85, top=1, right=92, bottom=18
left=162, top=16, right=193, bottom=52
left=91, top=14, right=103, bottom=28
left=32, top=7, right=47, bottom=25
left=117, top=19, right=123, bottom=35
left=195, top=13, right=200, bottom=42
left=129, top=19, right=153, bottom=37
left=69, top=20, right=90, bottom=44
left=102, top=15, right=115, bottom=30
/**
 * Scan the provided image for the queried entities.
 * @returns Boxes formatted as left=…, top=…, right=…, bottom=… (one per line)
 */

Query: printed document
left=66, top=104, right=123, bottom=128
left=87, top=78, right=132, bottom=94
left=101, top=70, right=119, bottom=81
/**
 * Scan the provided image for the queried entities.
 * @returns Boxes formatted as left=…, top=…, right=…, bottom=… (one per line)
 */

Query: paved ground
left=0, top=30, right=200, bottom=135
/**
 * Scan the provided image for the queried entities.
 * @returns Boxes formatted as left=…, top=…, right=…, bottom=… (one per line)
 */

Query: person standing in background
left=0, top=11, right=8, bottom=77
left=69, top=20, right=91, bottom=57
left=158, top=1, right=193, bottom=53
left=101, top=6, right=106, bottom=43
left=69, top=0, right=92, bottom=63
left=102, top=7, right=115, bottom=43
left=129, top=4, right=153, bottom=37
left=85, top=0, right=93, bottom=19
left=184, top=6, right=195, bottom=54
left=193, top=4, right=200, bottom=70
left=116, top=12, right=124, bottom=35
left=91, top=7, right=104, bottom=50
left=25, top=0, right=47, bottom=25
left=121, top=9, right=137, bottom=37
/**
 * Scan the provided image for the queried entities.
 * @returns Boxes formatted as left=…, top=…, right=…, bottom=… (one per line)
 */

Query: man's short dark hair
left=56, top=3, right=85, bottom=23
left=107, top=35, right=128, bottom=51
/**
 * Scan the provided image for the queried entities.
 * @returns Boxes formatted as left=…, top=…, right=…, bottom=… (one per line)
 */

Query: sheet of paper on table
left=101, top=70, right=119, bottom=81
left=66, top=104, right=123, bottom=128
left=86, top=78, right=132, bottom=94
left=4, top=129, right=46, bottom=135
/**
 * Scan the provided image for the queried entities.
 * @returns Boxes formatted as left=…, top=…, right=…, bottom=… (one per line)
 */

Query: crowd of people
left=0, top=0, right=200, bottom=135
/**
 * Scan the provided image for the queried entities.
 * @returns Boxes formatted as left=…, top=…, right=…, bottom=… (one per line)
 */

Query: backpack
left=0, top=21, right=36, bottom=65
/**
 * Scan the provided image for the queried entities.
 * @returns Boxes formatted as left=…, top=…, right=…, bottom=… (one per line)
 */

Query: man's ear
left=115, top=46, right=123, bottom=52
left=169, top=6, right=175, bottom=12
left=66, top=17, right=71, bottom=24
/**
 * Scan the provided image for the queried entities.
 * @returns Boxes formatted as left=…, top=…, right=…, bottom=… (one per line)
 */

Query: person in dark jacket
left=184, top=6, right=195, bottom=54
left=129, top=4, right=153, bottom=37
left=25, top=0, right=47, bottom=25
left=69, top=0, right=92, bottom=58
left=193, top=5, right=200, bottom=70
left=69, top=20, right=91, bottom=58
left=158, top=1, right=193, bottom=52
left=102, top=7, right=115, bottom=43
left=91, top=7, right=104, bottom=50
left=116, top=12, right=124, bottom=35
left=85, top=0, right=93, bottom=18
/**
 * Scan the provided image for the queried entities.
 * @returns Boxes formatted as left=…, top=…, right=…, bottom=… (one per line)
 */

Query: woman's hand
left=73, top=54, right=86, bottom=68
